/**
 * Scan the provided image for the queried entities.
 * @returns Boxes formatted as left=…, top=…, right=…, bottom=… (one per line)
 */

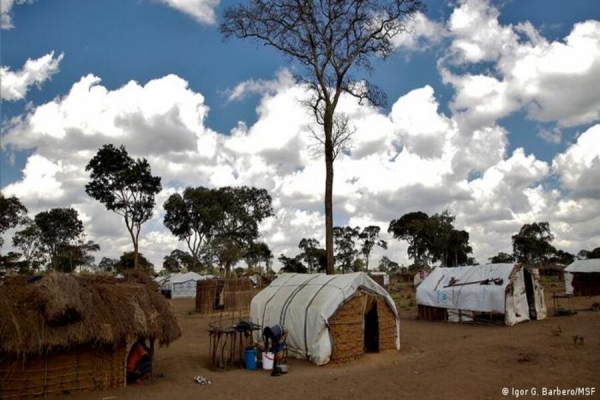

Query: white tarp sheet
left=564, top=259, right=600, bottom=294
left=158, top=272, right=207, bottom=298
left=251, top=272, right=400, bottom=366
left=416, top=263, right=531, bottom=325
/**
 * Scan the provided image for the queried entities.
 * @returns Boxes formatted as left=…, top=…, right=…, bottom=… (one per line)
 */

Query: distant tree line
left=488, top=221, right=600, bottom=267
left=2, top=143, right=598, bottom=276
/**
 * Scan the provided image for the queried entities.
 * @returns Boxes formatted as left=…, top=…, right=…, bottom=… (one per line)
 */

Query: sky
left=1, top=0, right=600, bottom=271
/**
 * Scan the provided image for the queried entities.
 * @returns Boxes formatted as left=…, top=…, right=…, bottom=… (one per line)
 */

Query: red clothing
left=127, top=343, right=148, bottom=373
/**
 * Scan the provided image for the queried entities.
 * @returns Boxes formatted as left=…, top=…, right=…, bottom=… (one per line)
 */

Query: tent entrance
left=364, top=298, right=379, bottom=353
left=523, top=269, right=537, bottom=319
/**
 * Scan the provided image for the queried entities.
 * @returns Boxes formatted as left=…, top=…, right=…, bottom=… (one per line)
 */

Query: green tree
left=333, top=226, right=360, bottom=273
left=358, top=226, right=387, bottom=271
left=221, top=0, right=424, bottom=274
left=53, top=239, right=101, bottom=273
left=162, top=249, right=199, bottom=273
left=115, top=251, right=154, bottom=275
left=512, top=222, right=556, bottom=267
left=0, top=251, right=28, bottom=273
left=12, top=217, right=45, bottom=272
left=389, top=210, right=471, bottom=267
left=0, top=192, right=27, bottom=249
left=163, top=187, right=219, bottom=271
left=85, top=144, right=162, bottom=270
left=378, top=256, right=400, bottom=273
left=244, top=242, right=273, bottom=273
left=577, top=247, right=600, bottom=260
left=278, top=254, right=308, bottom=274
left=34, top=208, right=84, bottom=270
left=98, top=257, right=118, bottom=273
left=211, top=187, right=273, bottom=277
left=488, top=251, right=515, bottom=264
left=549, top=249, right=575, bottom=266
left=388, top=211, right=430, bottom=265
left=425, top=210, right=456, bottom=266
left=442, top=229, right=472, bottom=267
left=299, top=238, right=321, bottom=273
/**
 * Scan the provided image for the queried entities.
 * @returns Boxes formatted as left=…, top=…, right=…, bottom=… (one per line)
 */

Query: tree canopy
left=278, top=253, right=308, bottom=274
left=115, top=251, right=154, bottom=274
left=12, top=217, right=45, bottom=272
left=85, top=144, right=162, bottom=270
left=359, top=226, right=387, bottom=271
left=168, top=186, right=273, bottom=277
left=333, top=226, right=360, bottom=273
left=164, top=187, right=219, bottom=271
left=488, top=251, right=516, bottom=264
left=0, top=193, right=27, bottom=249
left=388, top=210, right=472, bottom=267
left=512, top=222, right=556, bottom=266
left=34, top=208, right=84, bottom=270
left=577, top=247, right=600, bottom=260
left=221, top=0, right=424, bottom=274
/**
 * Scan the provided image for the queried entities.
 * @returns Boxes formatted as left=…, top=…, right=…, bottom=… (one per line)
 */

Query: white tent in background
left=158, top=272, right=206, bottom=298
left=416, top=263, right=546, bottom=325
left=565, top=259, right=600, bottom=296
left=251, top=272, right=400, bottom=366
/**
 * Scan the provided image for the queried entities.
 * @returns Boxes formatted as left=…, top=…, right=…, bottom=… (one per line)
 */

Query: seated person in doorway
left=126, top=338, right=152, bottom=384
left=263, top=324, right=288, bottom=377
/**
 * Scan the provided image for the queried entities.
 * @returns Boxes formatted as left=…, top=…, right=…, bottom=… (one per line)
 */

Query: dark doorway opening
left=523, top=269, right=537, bottom=319
left=364, top=299, right=379, bottom=352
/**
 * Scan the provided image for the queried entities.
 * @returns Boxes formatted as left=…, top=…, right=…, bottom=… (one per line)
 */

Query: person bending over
left=263, top=324, right=288, bottom=376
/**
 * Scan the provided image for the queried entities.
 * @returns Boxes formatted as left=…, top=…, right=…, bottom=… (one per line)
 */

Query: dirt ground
left=68, top=281, right=599, bottom=400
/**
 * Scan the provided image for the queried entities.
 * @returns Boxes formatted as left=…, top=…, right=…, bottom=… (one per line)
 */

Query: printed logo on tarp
left=436, top=290, right=448, bottom=304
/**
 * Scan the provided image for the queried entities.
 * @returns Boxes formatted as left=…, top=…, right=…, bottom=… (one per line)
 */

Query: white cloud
left=3, top=154, right=65, bottom=205
left=392, top=12, right=447, bottom=50
left=4, top=0, right=600, bottom=270
left=1, top=0, right=36, bottom=29
left=552, top=124, right=600, bottom=200
left=447, top=0, right=517, bottom=65
left=537, top=126, right=562, bottom=144
left=442, top=0, right=600, bottom=130
left=158, top=0, right=220, bottom=25
left=0, top=51, right=64, bottom=101
left=225, top=69, right=296, bottom=103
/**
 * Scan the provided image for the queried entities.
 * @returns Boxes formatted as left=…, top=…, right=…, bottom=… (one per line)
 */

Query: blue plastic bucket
left=245, top=348, right=258, bottom=370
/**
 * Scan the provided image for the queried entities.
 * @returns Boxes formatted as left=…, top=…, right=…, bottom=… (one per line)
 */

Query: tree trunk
left=324, top=112, right=335, bottom=275
left=134, top=242, right=139, bottom=271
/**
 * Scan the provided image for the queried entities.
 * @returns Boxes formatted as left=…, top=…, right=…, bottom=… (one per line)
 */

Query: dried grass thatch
left=0, top=272, right=181, bottom=357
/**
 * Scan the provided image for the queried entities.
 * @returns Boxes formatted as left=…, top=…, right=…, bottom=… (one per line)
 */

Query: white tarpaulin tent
left=416, top=263, right=546, bottom=325
left=251, top=272, right=400, bottom=366
left=157, top=272, right=206, bottom=298
left=565, top=259, right=600, bottom=296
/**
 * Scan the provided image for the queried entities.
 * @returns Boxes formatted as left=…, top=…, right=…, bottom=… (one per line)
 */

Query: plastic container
left=245, top=348, right=258, bottom=370
left=262, top=352, right=274, bottom=370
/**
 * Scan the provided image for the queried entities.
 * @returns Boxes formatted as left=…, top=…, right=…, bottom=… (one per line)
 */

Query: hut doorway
left=364, top=298, right=379, bottom=353
left=523, top=269, right=537, bottom=319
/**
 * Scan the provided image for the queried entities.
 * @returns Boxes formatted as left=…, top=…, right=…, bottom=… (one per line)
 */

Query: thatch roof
left=0, top=271, right=181, bottom=356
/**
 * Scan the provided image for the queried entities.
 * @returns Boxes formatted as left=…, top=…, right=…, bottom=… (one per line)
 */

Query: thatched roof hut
left=0, top=272, right=181, bottom=398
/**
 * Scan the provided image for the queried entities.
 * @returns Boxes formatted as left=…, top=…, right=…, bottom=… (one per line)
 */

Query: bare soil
left=68, top=281, right=600, bottom=400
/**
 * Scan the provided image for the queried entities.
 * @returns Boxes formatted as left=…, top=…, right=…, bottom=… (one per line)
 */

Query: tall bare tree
left=221, top=0, right=424, bottom=274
